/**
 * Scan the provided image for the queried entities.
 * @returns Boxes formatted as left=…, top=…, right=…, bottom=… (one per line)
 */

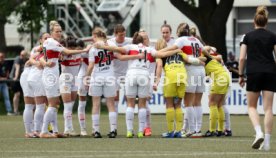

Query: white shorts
left=20, top=68, right=34, bottom=97
left=185, top=65, right=206, bottom=93
left=59, top=73, right=78, bottom=94
left=125, top=74, right=150, bottom=98
left=42, top=69, right=60, bottom=98
left=88, top=78, right=116, bottom=98
left=28, top=80, right=46, bottom=97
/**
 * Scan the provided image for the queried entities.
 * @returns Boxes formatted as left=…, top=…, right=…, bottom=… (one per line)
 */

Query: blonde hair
left=92, top=27, right=107, bottom=39
left=49, top=20, right=60, bottom=32
left=176, top=23, right=190, bottom=37
left=155, top=38, right=167, bottom=51
left=254, top=6, right=268, bottom=27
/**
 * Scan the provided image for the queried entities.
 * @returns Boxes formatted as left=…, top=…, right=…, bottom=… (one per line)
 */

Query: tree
left=169, top=0, right=234, bottom=61
left=0, top=0, right=49, bottom=51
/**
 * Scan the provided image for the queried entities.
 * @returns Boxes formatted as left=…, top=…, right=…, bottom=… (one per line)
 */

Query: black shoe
left=204, top=130, right=216, bottom=137
left=107, top=129, right=117, bottom=137
left=224, top=130, right=232, bottom=136
left=108, top=131, right=117, bottom=138
left=93, top=132, right=102, bottom=138
left=216, top=131, right=223, bottom=137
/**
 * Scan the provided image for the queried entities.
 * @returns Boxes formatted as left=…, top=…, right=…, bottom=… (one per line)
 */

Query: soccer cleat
left=144, top=127, right=152, bottom=136
left=204, top=130, right=216, bottom=137
left=64, top=130, right=80, bottom=137
left=181, top=130, right=187, bottom=138
left=224, top=130, right=232, bottom=136
left=107, top=129, right=117, bottom=137
left=190, top=131, right=203, bottom=138
left=259, top=142, right=270, bottom=151
left=216, top=131, right=223, bottom=137
left=173, top=131, right=182, bottom=138
left=39, top=133, right=57, bottom=138
left=53, top=132, right=67, bottom=138
left=25, top=133, right=36, bottom=138
left=162, top=131, right=175, bottom=138
left=48, top=124, right=53, bottom=133
left=126, top=131, right=134, bottom=138
left=93, top=131, right=102, bottom=138
left=80, top=130, right=88, bottom=137
left=252, top=134, right=264, bottom=149
left=137, top=132, right=144, bottom=138
left=108, top=131, right=117, bottom=138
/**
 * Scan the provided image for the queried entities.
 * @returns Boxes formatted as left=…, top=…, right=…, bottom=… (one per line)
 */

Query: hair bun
left=256, top=6, right=268, bottom=17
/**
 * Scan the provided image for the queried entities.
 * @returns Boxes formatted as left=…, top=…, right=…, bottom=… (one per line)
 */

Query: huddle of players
left=21, top=20, right=232, bottom=138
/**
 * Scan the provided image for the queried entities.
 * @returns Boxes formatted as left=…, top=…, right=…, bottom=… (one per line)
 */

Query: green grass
left=0, top=114, right=275, bottom=158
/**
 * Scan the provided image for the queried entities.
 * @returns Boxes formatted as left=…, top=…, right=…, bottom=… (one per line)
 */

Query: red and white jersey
left=89, top=40, right=116, bottom=77
left=108, top=37, right=132, bottom=76
left=78, top=52, right=89, bottom=77
left=60, top=54, right=81, bottom=76
left=28, top=46, right=45, bottom=82
left=123, top=43, right=156, bottom=75
left=174, top=36, right=204, bottom=58
left=43, top=37, right=65, bottom=66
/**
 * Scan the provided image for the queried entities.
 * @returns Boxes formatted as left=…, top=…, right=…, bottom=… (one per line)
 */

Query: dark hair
left=161, top=20, right=172, bottom=33
left=39, top=32, right=48, bottom=39
left=114, top=24, right=126, bottom=34
left=65, top=36, right=77, bottom=48
left=76, top=39, right=85, bottom=48
left=92, top=27, right=107, bottom=39
left=254, top=6, right=268, bottom=27
left=176, top=23, right=190, bottom=37
left=132, top=32, right=144, bottom=44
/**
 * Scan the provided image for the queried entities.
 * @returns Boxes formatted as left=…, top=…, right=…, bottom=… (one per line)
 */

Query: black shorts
left=11, top=81, right=22, bottom=93
left=246, top=73, right=276, bottom=92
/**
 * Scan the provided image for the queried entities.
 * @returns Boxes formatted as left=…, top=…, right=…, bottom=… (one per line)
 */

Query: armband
left=187, top=57, right=201, bottom=65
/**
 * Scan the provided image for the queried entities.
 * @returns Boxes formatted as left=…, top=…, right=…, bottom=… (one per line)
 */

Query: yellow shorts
left=163, top=83, right=186, bottom=98
left=210, top=73, right=230, bottom=94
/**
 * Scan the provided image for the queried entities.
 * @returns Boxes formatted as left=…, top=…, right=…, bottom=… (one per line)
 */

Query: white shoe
left=259, top=142, right=270, bottom=151
left=80, top=130, right=88, bottom=137
left=252, top=134, right=264, bottom=149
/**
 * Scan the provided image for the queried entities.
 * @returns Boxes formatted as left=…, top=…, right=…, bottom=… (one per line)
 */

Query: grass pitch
left=0, top=114, right=275, bottom=158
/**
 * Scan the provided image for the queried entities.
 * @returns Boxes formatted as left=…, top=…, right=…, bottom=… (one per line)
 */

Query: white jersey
left=166, top=37, right=175, bottom=46
left=89, top=40, right=116, bottom=77
left=123, top=43, right=156, bottom=75
left=27, top=46, right=44, bottom=82
left=60, top=54, right=81, bottom=77
left=108, top=37, right=132, bottom=76
left=174, top=36, right=204, bottom=58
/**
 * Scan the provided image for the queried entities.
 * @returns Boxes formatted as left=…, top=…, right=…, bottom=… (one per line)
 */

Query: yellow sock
left=217, top=106, right=225, bottom=132
left=209, top=105, right=218, bottom=132
left=166, top=108, right=175, bottom=132
left=175, top=108, right=183, bottom=131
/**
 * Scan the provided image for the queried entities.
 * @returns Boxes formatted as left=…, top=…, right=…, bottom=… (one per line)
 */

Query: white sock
left=23, top=104, right=35, bottom=134
left=34, top=103, right=45, bottom=132
left=254, top=125, right=263, bottom=137
left=182, top=108, right=189, bottom=131
left=223, top=105, right=231, bottom=130
left=126, top=107, right=134, bottom=132
left=146, top=102, right=151, bottom=128
left=92, top=114, right=100, bottom=133
left=194, top=106, right=203, bottom=132
left=186, top=106, right=195, bottom=132
left=264, top=134, right=271, bottom=147
left=138, top=108, right=147, bottom=132
left=41, top=107, right=55, bottom=134
left=114, top=101, right=119, bottom=113
left=109, top=112, right=117, bottom=132
left=52, top=108, right=59, bottom=133
left=78, top=101, right=86, bottom=130
left=63, top=102, right=74, bottom=132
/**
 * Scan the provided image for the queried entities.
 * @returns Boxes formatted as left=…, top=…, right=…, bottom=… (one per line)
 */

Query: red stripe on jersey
left=94, top=52, right=114, bottom=64
left=35, top=53, right=44, bottom=61
left=129, top=50, right=140, bottom=55
left=147, top=53, right=155, bottom=63
left=181, top=46, right=193, bottom=55
left=46, top=50, right=60, bottom=59
left=83, top=58, right=89, bottom=65
left=61, top=58, right=81, bottom=66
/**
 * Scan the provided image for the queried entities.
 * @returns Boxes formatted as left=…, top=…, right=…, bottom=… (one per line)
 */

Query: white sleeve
left=150, top=48, right=157, bottom=57
left=174, top=37, right=184, bottom=49
left=187, top=56, right=201, bottom=65
left=88, top=48, right=95, bottom=63
left=123, top=45, right=131, bottom=54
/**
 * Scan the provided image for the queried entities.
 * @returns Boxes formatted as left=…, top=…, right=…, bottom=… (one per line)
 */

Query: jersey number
left=98, top=50, right=111, bottom=67
left=191, top=43, right=200, bottom=57
left=166, top=54, right=182, bottom=64
left=138, top=49, right=147, bottom=62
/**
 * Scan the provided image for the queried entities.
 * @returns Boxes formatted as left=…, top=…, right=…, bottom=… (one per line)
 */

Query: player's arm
left=62, top=44, right=92, bottom=55
left=154, top=49, right=181, bottom=58
left=239, top=44, right=247, bottom=87
left=115, top=53, right=144, bottom=61
left=39, top=57, right=55, bottom=68
left=94, top=43, right=127, bottom=54
left=274, top=44, right=276, bottom=63
left=158, top=45, right=178, bottom=52
left=154, top=59, right=163, bottom=91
